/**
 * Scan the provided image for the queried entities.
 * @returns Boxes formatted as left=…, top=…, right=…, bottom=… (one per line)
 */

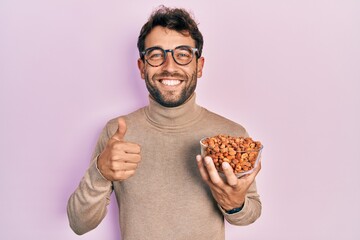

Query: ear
left=196, top=57, right=205, bottom=78
left=137, top=58, right=145, bottom=79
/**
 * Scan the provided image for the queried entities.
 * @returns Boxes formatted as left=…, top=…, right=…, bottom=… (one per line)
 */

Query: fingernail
left=222, top=162, right=229, bottom=169
left=204, top=157, right=211, bottom=164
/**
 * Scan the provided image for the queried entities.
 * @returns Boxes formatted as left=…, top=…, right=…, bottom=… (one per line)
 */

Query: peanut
left=201, top=134, right=262, bottom=174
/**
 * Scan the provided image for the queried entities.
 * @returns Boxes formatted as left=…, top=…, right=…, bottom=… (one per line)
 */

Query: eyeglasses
left=141, top=45, right=199, bottom=67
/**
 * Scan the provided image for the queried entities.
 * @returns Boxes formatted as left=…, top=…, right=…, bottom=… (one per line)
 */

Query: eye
left=149, top=53, right=163, bottom=59
left=178, top=52, right=190, bottom=58
left=146, top=49, right=164, bottom=60
left=175, top=49, right=192, bottom=59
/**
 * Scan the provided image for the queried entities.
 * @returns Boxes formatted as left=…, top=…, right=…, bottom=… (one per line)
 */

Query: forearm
left=67, top=157, right=113, bottom=235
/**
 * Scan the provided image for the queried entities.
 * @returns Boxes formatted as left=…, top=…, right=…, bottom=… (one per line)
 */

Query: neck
left=144, top=93, right=203, bottom=129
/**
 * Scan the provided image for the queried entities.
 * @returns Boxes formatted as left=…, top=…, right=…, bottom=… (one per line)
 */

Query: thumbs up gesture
left=97, top=118, right=141, bottom=181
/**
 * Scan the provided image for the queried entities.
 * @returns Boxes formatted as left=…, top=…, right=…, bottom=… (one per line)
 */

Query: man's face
left=138, top=26, right=205, bottom=107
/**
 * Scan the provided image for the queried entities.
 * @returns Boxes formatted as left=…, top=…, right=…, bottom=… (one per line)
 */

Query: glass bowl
left=200, top=136, right=263, bottom=178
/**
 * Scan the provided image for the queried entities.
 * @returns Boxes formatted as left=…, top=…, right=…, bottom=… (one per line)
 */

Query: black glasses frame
left=141, top=45, right=199, bottom=67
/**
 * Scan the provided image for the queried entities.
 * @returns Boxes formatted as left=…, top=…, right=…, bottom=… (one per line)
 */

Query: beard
left=144, top=69, right=198, bottom=108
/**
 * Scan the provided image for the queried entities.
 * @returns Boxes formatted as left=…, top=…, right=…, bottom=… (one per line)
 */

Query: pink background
left=1, top=0, right=359, bottom=239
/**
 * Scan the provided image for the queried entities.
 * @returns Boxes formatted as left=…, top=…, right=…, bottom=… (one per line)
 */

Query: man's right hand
left=97, top=118, right=141, bottom=181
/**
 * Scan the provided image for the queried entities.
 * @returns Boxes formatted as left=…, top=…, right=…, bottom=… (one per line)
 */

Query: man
left=67, top=6, right=261, bottom=240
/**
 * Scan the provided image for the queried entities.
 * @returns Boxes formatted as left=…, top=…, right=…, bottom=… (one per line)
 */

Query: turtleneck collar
left=144, top=93, right=203, bottom=130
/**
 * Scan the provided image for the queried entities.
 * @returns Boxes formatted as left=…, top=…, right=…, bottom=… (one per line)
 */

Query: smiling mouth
left=160, top=79, right=182, bottom=86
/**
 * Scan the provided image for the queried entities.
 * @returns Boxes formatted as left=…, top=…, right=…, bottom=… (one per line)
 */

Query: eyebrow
left=144, top=45, right=196, bottom=50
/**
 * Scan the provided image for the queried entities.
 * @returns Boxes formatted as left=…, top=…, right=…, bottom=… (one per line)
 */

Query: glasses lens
left=145, top=48, right=164, bottom=66
left=174, top=46, right=194, bottom=65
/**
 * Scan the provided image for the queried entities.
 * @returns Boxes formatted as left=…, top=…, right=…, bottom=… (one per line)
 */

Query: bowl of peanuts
left=200, top=134, right=263, bottom=178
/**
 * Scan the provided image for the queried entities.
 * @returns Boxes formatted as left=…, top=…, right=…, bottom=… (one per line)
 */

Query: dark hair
left=137, top=6, right=204, bottom=59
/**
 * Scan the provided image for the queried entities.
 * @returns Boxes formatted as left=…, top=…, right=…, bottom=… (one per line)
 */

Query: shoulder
left=200, top=107, right=248, bottom=137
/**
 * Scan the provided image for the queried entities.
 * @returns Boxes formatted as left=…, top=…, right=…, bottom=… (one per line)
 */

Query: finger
left=221, top=162, right=238, bottom=187
left=204, top=156, right=225, bottom=187
left=112, top=117, right=127, bottom=141
left=123, top=142, right=141, bottom=154
left=112, top=140, right=141, bottom=154
left=123, top=153, right=141, bottom=163
left=196, top=155, right=210, bottom=182
left=114, top=169, right=136, bottom=180
left=110, top=151, right=141, bottom=163
left=112, top=141, right=141, bottom=154
left=109, top=161, right=138, bottom=171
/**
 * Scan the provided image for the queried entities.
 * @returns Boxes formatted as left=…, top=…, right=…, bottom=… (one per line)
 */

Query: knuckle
left=109, top=163, right=117, bottom=171
left=114, top=171, right=125, bottom=180
left=109, top=154, right=118, bottom=162
left=127, top=170, right=136, bottom=177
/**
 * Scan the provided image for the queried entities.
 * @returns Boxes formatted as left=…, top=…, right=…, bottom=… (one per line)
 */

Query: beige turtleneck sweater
left=67, top=94, right=261, bottom=240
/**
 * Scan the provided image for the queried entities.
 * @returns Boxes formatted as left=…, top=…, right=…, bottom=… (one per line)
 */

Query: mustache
left=153, top=71, right=187, bottom=80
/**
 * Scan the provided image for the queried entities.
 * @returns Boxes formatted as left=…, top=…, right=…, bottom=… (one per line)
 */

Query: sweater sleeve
left=66, top=124, right=113, bottom=235
left=219, top=180, right=262, bottom=226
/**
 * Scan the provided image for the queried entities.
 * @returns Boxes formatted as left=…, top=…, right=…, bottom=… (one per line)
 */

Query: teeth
left=161, top=80, right=181, bottom=86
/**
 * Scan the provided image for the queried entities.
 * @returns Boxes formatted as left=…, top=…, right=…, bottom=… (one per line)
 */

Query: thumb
left=112, top=117, right=127, bottom=141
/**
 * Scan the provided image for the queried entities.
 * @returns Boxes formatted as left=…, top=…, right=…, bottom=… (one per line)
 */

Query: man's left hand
left=196, top=155, right=261, bottom=211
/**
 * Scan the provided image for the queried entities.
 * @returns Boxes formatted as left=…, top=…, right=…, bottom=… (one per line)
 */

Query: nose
left=161, top=51, right=177, bottom=71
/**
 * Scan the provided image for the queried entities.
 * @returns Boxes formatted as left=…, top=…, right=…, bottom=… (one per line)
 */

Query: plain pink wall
left=1, top=0, right=359, bottom=239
